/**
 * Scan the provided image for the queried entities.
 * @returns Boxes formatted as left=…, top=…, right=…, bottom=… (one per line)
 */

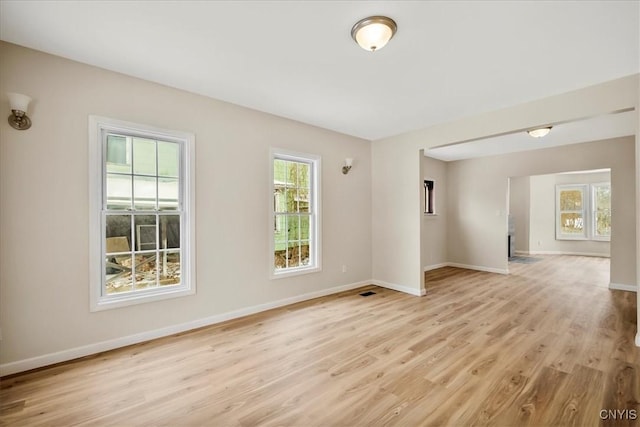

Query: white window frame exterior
left=89, top=116, right=196, bottom=311
left=556, top=184, right=588, bottom=240
left=592, top=182, right=612, bottom=242
left=270, top=148, right=321, bottom=279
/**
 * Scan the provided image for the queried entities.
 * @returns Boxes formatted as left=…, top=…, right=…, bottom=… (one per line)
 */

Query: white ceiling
left=0, top=1, right=638, bottom=141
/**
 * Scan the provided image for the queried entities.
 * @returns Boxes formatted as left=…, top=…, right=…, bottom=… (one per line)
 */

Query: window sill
left=271, top=266, right=321, bottom=280
left=90, top=286, right=195, bottom=312
left=556, top=237, right=588, bottom=241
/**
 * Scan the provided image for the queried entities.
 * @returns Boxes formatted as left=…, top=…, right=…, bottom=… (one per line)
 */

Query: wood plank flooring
left=1, top=255, right=638, bottom=426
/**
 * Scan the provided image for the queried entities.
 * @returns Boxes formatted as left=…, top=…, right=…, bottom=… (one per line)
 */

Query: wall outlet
left=342, top=265, right=347, bottom=273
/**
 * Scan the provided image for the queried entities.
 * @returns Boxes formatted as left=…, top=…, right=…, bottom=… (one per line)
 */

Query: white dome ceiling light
left=527, top=126, right=552, bottom=138
left=351, top=16, right=397, bottom=52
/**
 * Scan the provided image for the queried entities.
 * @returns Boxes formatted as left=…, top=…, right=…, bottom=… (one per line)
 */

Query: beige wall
left=0, top=42, right=373, bottom=369
left=371, top=145, right=422, bottom=294
left=508, top=176, right=530, bottom=253
left=446, top=138, right=635, bottom=285
left=421, top=154, right=448, bottom=270
left=528, top=171, right=611, bottom=256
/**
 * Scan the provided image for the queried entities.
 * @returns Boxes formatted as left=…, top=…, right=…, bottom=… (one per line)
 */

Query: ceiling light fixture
left=351, top=16, right=397, bottom=52
left=527, top=126, right=552, bottom=138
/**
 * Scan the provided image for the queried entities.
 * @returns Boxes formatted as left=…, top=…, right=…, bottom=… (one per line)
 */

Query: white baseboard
left=424, top=262, right=508, bottom=275
left=446, top=263, right=509, bottom=275
left=609, top=282, right=637, bottom=292
left=514, top=250, right=530, bottom=255
left=423, top=263, right=448, bottom=272
left=528, top=250, right=610, bottom=258
left=372, top=279, right=425, bottom=296
left=0, top=280, right=371, bottom=377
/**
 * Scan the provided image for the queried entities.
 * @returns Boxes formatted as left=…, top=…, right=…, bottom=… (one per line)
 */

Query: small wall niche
left=423, top=179, right=435, bottom=215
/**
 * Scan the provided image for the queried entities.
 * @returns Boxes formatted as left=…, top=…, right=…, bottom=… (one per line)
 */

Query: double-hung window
left=271, top=149, right=321, bottom=277
left=555, top=183, right=611, bottom=241
left=556, top=185, right=588, bottom=239
left=89, top=116, right=195, bottom=311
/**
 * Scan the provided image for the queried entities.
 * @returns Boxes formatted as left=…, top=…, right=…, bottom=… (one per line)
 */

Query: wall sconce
left=342, top=158, right=353, bottom=174
left=7, top=92, right=32, bottom=130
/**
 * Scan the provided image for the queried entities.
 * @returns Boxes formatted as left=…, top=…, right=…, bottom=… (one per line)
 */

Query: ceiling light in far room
left=527, top=126, right=552, bottom=138
left=351, top=16, right=397, bottom=52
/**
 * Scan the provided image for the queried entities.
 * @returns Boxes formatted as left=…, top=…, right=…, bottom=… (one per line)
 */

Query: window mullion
left=131, top=212, right=136, bottom=291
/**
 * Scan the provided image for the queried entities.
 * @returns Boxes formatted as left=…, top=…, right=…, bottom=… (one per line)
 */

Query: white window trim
left=89, top=116, right=196, bottom=311
left=556, top=184, right=588, bottom=240
left=591, top=182, right=612, bottom=242
left=269, top=148, right=322, bottom=279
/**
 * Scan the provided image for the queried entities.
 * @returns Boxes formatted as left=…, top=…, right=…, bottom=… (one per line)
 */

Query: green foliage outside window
left=273, top=158, right=312, bottom=269
left=594, top=184, right=611, bottom=237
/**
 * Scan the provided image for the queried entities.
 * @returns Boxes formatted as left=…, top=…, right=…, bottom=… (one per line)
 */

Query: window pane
left=287, top=215, right=300, bottom=241
left=158, top=141, right=179, bottom=178
left=106, top=254, right=133, bottom=294
left=298, top=188, right=310, bottom=212
left=286, top=161, right=297, bottom=187
left=560, top=190, right=583, bottom=210
left=133, top=176, right=157, bottom=210
left=288, top=241, right=301, bottom=268
left=134, top=253, right=158, bottom=290
left=595, top=184, right=611, bottom=237
left=560, top=213, right=584, bottom=234
left=274, top=214, right=286, bottom=270
left=106, top=135, right=131, bottom=174
left=159, top=251, right=181, bottom=286
left=274, top=214, right=286, bottom=237
left=106, top=215, right=131, bottom=253
left=300, top=240, right=310, bottom=266
left=106, top=173, right=132, bottom=210
left=274, top=248, right=286, bottom=270
left=300, top=215, right=310, bottom=240
left=282, top=188, right=295, bottom=213
left=135, top=215, right=157, bottom=251
left=133, top=138, right=157, bottom=176
left=160, top=215, right=180, bottom=249
left=158, top=178, right=179, bottom=210
left=595, top=185, right=611, bottom=208
left=596, top=210, right=611, bottom=237
left=298, top=162, right=309, bottom=189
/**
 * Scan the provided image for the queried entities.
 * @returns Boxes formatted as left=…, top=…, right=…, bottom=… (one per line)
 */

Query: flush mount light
left=351, top=16, right=397, bottom=52
left=527, top=126, right=552, bottom=138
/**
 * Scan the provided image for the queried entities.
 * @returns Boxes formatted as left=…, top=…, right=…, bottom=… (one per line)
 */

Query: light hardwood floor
left=1, top=255, right=638, bottom=426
